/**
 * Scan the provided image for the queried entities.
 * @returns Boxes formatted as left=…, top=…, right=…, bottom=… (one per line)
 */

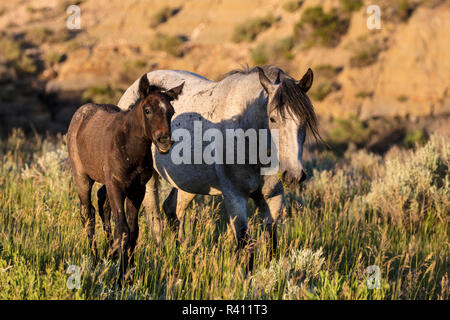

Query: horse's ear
left=138, top=74, right=151, bottom=97
left=257, top=67, right=276, bottom=95
left=297, top=68, right=313, bottom=93
left=165, top=82, right=185, bottom=101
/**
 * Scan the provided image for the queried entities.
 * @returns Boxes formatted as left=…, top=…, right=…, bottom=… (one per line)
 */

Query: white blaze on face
left=279, top=116, right=304, bottom=175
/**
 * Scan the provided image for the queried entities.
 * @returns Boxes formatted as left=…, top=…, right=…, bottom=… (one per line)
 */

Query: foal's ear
left=138, top=74, right=163, bottom=97
left=257, top=67, right=277, bottom=95
left=297, top=68, right=313, bottom=93
left=165, top=82, right=185, bottom=101
left=138, top=74, right=151, bottom=96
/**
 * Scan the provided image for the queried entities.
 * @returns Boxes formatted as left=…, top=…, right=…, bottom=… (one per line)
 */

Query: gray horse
left=113, top=65, right=318, bottom=266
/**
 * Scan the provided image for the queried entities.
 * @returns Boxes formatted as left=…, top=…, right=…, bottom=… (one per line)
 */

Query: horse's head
left=257, top=67, right=318, bottom=190
left=136, top=74, right=184, bottom=154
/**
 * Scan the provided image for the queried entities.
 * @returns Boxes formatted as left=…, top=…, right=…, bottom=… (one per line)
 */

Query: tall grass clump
left=366, top=136, right=449, bottom=227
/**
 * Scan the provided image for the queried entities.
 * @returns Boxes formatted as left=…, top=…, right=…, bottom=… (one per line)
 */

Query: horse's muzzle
left=155, top=135, right=174, bottom=154
left=281, top=170, right=306, bottom=190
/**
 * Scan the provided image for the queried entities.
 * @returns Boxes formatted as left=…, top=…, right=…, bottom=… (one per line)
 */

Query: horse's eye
left=145, top=109, right=151, bottom=114
left=270, top=117, right=276, bottom=123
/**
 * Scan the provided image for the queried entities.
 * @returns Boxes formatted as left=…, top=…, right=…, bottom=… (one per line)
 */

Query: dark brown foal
left=67, top=74, right=183, bottom=279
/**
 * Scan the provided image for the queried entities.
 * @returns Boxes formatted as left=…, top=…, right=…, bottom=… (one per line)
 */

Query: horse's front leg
left=251, top=185, right=284, bottom=258
left=222, top=189, right=254, bottom=273
left=258, top=177, right=284, bottom=257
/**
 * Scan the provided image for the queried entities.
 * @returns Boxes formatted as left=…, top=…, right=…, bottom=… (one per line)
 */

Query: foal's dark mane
left=221, top=65, right=321, bottom=142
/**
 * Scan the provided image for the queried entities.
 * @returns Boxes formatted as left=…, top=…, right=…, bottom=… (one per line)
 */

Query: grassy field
left=0, top=129, right=448, bottom=299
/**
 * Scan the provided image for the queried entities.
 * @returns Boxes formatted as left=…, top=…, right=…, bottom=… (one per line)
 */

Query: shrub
left=328, top=115, right=372, bottom=149
left=349, top=43, right=382, bottom=68
left=231, top=15, right=276, bottom=43
left=309, top=80, right=340, bottom=101
left=271, top=36, right=295, bottom=60
left=44, top=51, right=63, bottom=68
left=355, top=90, right=373, bottom=98
left=315, top=64, right=341, bottom=78
left=0, top=38, right=37, bottom=75
left=149, top=6, right=180, bottom=28
left=397, top=95, right=408, bottom=102
left=282, top=1, right=303, bottom=13
left=294, top=6, right=349, bottom=48
left=250, top=44, right=268, bottom=65
left=339, top=0, right=363, bottom=13
left=251, top=37, right=295, bottom=65
left=25, top=27, right=71, bottom=44
left=150, top=33, right=186, bottom=57
left=366, top=136, right=448, bottom=226
left=403, top=130, right=428, bottom=149
left=82, top=85, right=123, bottom=104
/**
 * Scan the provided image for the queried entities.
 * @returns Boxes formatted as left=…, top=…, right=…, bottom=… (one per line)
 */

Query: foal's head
left=135, top=74, right=184, bottom=154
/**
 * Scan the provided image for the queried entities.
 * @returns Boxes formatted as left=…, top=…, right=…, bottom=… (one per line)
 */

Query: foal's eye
left=145, top=109, right=151, bottom=114
left=270, top=117, right=276, bottom=123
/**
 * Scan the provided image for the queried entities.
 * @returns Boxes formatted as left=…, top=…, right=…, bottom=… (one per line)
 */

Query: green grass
left=0, top=129, right=448, bottom=299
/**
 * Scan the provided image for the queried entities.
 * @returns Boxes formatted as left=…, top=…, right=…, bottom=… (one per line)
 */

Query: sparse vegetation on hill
left=0, top=38, right=37, bottom=76
left=282, top=1, right=304, bottom=13
left=81, top=85, right=123, bottom=104
left=294, top=6, right=350, bottom=48
left=149, top=6, right=181, bottom=28
left=232, top=15, right=276, bottom=43
left=151, top=33, right=186, bottom=57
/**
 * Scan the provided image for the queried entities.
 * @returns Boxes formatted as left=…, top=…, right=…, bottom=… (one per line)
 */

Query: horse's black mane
left=221, top=65, right=321, bottom=142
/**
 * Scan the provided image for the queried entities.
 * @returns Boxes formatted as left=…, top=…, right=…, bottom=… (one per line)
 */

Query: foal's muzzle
left=155, top=135, right=174, bottom=154
left=281, top=169, right=307, bottom=190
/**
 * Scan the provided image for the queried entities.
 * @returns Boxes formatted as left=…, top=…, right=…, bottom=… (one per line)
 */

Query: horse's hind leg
left=143, top=173, right=163, bottom=243
left=97, top=185, right=113, bottom=250
left=176, top=190, right=196, bottom=242
left=125, top=186, right=145, bottom=272
left=163, top=188, right=195, bottom=241
left=74, top=174, right=97, bottom=260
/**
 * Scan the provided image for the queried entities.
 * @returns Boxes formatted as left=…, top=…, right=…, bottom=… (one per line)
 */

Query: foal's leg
left=222, top=190, right=254, bottom=273
left=142, top=174, right=163, bottom=243
left=105, top=181, right=129, bottom=279
left=97, top=185, right=112, bottom=249
left=125, top=186, right=145, bottom=269
left=74, top=174, right=97, bottom=260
